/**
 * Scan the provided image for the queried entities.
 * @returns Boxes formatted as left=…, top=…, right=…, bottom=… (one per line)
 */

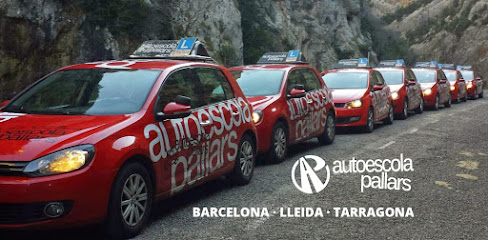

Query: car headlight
left=252, top=111, right=263, bottom=124
left=23, top=145, right=95, bottom=177
left=345, top=99, right=363, bottom=109
left=423, top=89, right=432, bottom=96
left=450, top=85, right=456, bottom=91
left=467, top=82, right=473, bottom=89
left=391, top=92, right=399, bottom=100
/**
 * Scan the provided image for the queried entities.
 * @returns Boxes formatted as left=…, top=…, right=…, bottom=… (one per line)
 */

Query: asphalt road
left=2, top=92, right=488, bottom=239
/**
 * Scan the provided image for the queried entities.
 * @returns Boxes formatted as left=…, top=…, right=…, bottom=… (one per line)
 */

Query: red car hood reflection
left=246, top=95, right=280, bottom=110
left=419, top=83, right=436, bottom=90
left=0, top=113, right=130, bottom=161
left=330, top=89, right=367, bottom=103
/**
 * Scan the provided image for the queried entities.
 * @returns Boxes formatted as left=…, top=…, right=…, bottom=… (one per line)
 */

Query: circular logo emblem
left=291, top=155, right=330, bottom=194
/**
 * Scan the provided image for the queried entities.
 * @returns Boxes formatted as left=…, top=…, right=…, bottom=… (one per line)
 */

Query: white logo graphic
left=291, top=155, right=330, bottom=194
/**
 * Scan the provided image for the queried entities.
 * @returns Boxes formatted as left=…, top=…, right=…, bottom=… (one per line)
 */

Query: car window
left=301, top=68, right=323, bottom=91
left=195, top=67, right=234, bottom=105
left=437, top=70, right=447, bottom=81
left=407, top=70, right=416, bottom=82
left=457, top=71, right=463, bottom=79
left=157, top=69, right=202, bottom=110
left=286, top=70, right=304, bottom=93
left=370, top=72, right=378, bottom=89
left=375, top=71, right=385, bottom=85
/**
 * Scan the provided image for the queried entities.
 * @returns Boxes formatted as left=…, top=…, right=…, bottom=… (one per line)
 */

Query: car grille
left=0, top=201, right=73, bottom=224
left=0, top=161, right=29, bottom=176
left=334, top=103, right=346, bottom=108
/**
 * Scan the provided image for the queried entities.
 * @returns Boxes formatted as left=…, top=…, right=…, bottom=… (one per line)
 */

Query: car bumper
left=392, top=98, right=404, bottom=115
left=0, top=166, right=113, bottom=229
left=422, top=92, right=437, bottom=107
left=335, top=107, right=367, bottom=127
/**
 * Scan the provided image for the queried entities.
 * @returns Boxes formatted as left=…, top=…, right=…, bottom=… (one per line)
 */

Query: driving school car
left=411, top=61, right=451, bottom=110
left=0, top=38, right=257, bottom=239
left=322, top=58, right=394, bottom=133
left=375, top=59, right=423, bottom=119
left=438, top=64, right=467, bottom=103
left=457, top=65, right=484, bottom=99
left=229, top=51, right=335, bottom=164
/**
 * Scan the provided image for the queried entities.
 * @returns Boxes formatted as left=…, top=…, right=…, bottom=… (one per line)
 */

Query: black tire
left=362, top=108, right=374, bottom=133
left=266, top=122, right=288, bottom=164
left=432, top=95, right=440, bottom=110
left=480, top=90, right=484, bottom=98
left=318, top=112, right=335, bottom=145
left=230, top=134, right=256, bottom=185
left=445, top=94, right=452, bottom=108
left=415, top=97, right=424, bottom=114
left=463, top=92, right=468, bottom=102
left=383, top=103, right=394, bottom=125
left=106, top=162, right=153, bottom=239
left=397, top=99, right=408, bottom=120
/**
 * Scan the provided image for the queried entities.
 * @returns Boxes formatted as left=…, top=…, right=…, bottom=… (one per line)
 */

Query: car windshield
left=444, top=70, right=457, bottom=82
left=232, top=70, right=285, bottom=96
left=377, top=70, right=403, bottom=85
left=460, top=70, right=474, bottom=80
left=322, top=72, right=368, bottom=89
left=412, top=69, right=436, bottom=83
left=3, top=69, right=161, bottom=115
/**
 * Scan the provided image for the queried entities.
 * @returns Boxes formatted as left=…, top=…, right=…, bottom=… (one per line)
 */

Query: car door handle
left=231, top=111, right=240, bottom=116
left=306, top=99, right=313, bottom=104
left=200, top=120, right=212, bottom=126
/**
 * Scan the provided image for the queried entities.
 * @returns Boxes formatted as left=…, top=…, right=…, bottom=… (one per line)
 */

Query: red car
left=457, top=66, right=484, bottom=99
left=375, top=59, right=424, bottom=119
left=322, top=58, right=394, bottom=133
left=439, top=64, right=467, bottom=103
left=412, top=61, right=451, bottom=110
left=0, top=39, right=257, bottom=238
left=229, top=51, right=336, bottom=164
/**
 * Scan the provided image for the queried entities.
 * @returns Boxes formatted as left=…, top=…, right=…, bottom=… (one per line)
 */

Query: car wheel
left=415, top=97, right=424, bottom=114
left=480, top=90, right=484, bottom=98
left=362, top=108, right=374, bottom=133
left=383, top=103, right=394, bottom=125
left=318, top=112, right=335, bottom=145
left=267, top=122, right=288, bottom=164
left=463, top=92, right=468, bottom=102
left=433, top=95, right=439, bottom=110
left=445, top=94, right=452, bottom=108
left=398, top=99, right=408, bottom=120
left=106, top=162, right=153, bottom=239
left=231, top=134, right=255, bottom=185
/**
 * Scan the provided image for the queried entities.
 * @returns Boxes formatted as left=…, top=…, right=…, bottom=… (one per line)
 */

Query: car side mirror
left=156, top=95, right=192, bottom=120
left=407, top=80, right=416, bottom=86
left=439, top=79, right=447, bottom=84
left=373, top=84, right=384, bottom=91
left=459, top=78, right=465, bottom=82
left=287, top=85, right=306, bottom=98
left=476, top=77, right=481, bottom=81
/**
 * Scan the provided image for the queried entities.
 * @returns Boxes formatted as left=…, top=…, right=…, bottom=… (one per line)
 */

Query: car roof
left=229, top=64, right=311, bottom=71
left=61, top=59, right=220, bottom=71
left=324, top=68, right=371, bottom=74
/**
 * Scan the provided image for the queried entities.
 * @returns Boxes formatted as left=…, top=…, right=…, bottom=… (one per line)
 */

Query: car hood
left=330, top=89, right=367, bottom=103
left=419, top=83, right=436, bottom=90
left=0, top=112, right=130, bottom=161
left=389, top=84, right=403, bottom=93
left=246, top=95, right=280, bottom=110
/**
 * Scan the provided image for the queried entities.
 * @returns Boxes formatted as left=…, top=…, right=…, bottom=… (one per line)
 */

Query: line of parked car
left=0, top=38, right=484, bottom=239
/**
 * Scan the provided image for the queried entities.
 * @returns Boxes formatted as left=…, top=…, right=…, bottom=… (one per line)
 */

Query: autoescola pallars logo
left=291, top=155, right=330, bottom=194
left=292, top=154, right=414, bottom=194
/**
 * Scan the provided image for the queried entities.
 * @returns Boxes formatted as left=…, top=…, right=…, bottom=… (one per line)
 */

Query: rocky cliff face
left=370, top=0, right=488, bottom=79
left=0, top=0, right=374, bottom=100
